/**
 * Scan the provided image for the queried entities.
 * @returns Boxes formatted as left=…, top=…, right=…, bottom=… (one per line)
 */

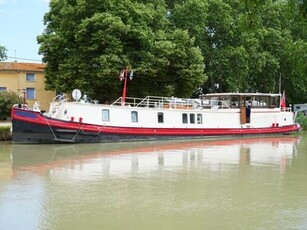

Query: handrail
left=111, top=96, right=236, bottom=110
left=111, top=96, right=201, bottom=110
left=49, top=94, right=68, bottom=118
left=52, top=94, right=68, bottom=103
left=281, top=107, right=292, bottom=112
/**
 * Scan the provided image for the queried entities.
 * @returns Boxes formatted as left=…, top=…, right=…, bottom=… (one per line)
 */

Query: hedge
left=0, top=126, right=11, bottom=141
left=0, top=91, right=22, bottom=120
left=296, top=114, right=307, bottom=131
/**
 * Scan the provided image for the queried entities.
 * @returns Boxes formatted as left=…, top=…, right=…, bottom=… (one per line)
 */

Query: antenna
left=14, top=49, right=17, bottom=62
left=7, top=56, right=41, bottom=62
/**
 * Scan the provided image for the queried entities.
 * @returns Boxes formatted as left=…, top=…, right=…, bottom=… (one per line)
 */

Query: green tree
left=280, top=0, right=307, bottom=103
left=282, top=39, right=307, bottom=103
left=199, top=0, right=307, bottom=100
left=0, top=45, right=7, bottom=61
left=298, top=0, right=307, bottom=17
left=197, top=0, right=250, bottom=92
left=0, top=91, right=22, bottom=120
left=38, top=0, right=307, bottom=104
left=38, top=0, right=206, bottom=101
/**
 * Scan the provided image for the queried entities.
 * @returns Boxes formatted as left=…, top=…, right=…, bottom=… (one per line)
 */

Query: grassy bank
left=0, top=126, right=11, bottom=141
left=296, top=114, right=307, bottom=131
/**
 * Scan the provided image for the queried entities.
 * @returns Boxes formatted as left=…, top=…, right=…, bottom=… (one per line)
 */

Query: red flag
left=119, top=70, right=124, bottom=81
left=280, top=90, right=286, bottom=109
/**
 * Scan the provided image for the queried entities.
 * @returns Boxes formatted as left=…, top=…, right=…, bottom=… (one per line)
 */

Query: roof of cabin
left=0, top=62, right=46, bottom=72
left=204, top=93, right=281, bottom=97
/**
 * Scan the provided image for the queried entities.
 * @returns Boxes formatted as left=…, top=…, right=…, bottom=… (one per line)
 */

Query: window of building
left=0, top=87, right=7, bottom=92
left=26, top=88, right=35, bottom=100
left=102, top=109, right=110, bottom=121
left=197, top=114, right=202, bottom=124
left=131, top=111, right=138, bottom=123
left=158, top=112, right=164, bottom=123
left=182, top=113, right=188, bottom=124
left=190, top=114, right=195, bottom=124
left=26, top=73, right=35, bottom=81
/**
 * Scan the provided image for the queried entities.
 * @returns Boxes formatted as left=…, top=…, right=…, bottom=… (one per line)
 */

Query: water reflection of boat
left=11, top=136, right=300, bottom=177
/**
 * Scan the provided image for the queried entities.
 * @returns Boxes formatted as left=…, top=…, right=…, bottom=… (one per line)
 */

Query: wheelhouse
left=200, top=93, right=281, bottom=109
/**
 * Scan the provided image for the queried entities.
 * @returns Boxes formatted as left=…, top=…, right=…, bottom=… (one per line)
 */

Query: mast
left=120, top=65, right=133, bottom=106
left=122, top=65, right=129, bottom=105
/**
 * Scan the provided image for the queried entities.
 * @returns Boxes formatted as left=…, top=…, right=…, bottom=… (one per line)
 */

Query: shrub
left=0, top=126, right=11, bottom=141
left=0, top=91, right=22, bottom=120
left=296, top=113, right=307, bottom=131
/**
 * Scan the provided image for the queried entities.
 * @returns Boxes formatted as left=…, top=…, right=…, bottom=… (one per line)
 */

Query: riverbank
left=0, top=121, right=12, bottom=141
left=296, top=114, right=307, bottom=130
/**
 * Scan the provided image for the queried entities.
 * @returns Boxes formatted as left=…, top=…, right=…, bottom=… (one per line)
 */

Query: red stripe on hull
left=99, top=125, right=300, bottom=136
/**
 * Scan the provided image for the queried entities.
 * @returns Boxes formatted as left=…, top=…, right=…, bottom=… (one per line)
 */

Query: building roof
left=0, top=62, right=46, bottom=72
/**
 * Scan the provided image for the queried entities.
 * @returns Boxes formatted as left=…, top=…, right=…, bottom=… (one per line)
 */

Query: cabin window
left=230, top=96, right=239, bottom=107
left=26, top=88, right=35, bottom=99
left=197, top=114, right=202, bottom=124
left=210, top=97, right=219, bottom=106
left=26, top=73, right=35, bottom=81
left=245, top=96, right=252, bottom=107
left=190, top=114, right=195, bottom=124
left=158, top=112, right=164, bottom=123
left=102, top=109, right=110, bottom=121
left=131, top=111, right=138, bottom=123
left=271, top=96, right=279, bottom=108
left=248, top=96, right=269, bottom=107
left=0, top=87, right=7, bottom=92
left=182, top=113, right=188, bottom=124
left=220, top=96, right=231, bottom=108
left=259, top=96, right=269, bottom=107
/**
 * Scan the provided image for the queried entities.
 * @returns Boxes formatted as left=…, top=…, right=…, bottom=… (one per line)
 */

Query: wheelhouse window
left=26, top=73, right=35, bottom=81
left=102, top=109, right=110, bottom=121
left=26, top=88, right=35, bottom=99
left=247, top=96, right=269, bottom=107
left=229, top=96, right=239, bottom=107
left=190, top=114, right=195, bottom=124
left=220, top=96, right=231, bottom=108
left=203, top=94, right=280, bottom=109
left=0, top=87, right=6, bottom=92
left=182, top=113, right=188, bottom=124
left=270, top=96, right=279, bottom=108
left=158, top=112, right=164, bottom=123
left=197, top=114, right=202, bottom=124
left=131, top=111, right=138, bottom=123
left=259, top=96, right=269, bottom=107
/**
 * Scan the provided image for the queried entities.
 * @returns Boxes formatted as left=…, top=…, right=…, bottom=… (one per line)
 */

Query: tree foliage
left=0, top=45, right=7, bottom=61
left=0, top=91, right=22, bottom=120
left=38, top=0, right=307, bottom=103
left=38, top=0, right=206, bottom=102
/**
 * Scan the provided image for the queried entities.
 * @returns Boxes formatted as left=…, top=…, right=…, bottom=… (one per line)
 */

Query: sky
left=0, top=0, right=49, bottom=63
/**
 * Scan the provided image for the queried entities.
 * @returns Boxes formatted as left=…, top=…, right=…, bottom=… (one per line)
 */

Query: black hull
left=12, top=119, right=201, bottom=144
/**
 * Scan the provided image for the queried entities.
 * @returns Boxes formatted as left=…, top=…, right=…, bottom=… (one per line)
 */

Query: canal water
left=1, top=134, right=307, bottom=230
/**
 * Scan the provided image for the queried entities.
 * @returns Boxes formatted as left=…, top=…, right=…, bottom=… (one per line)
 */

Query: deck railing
left=111, top=96, right=232, bottom=110
left=112, top=96, right=197, bottom=109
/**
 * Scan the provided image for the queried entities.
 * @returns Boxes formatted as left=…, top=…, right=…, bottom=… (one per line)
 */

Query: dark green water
left=1, top=134, right=307, bottom=230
